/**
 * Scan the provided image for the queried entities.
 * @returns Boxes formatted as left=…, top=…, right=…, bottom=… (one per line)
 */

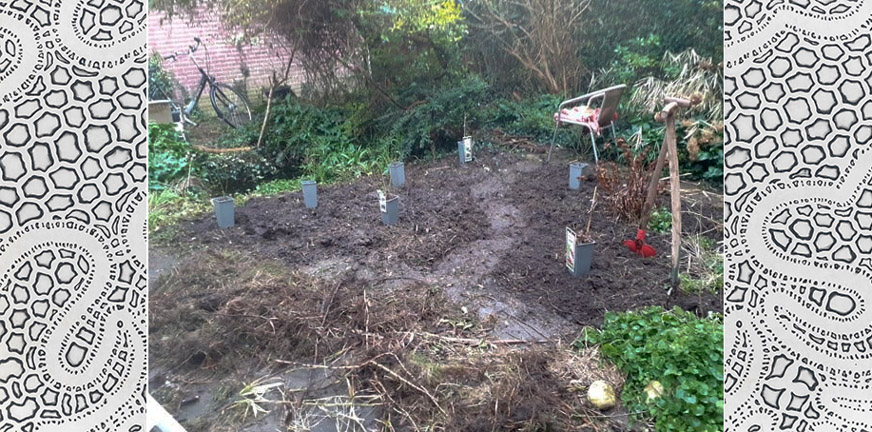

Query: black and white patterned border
left=0, top=0, right=147, bottom=430
left=725, top=1, right=872, bottom=430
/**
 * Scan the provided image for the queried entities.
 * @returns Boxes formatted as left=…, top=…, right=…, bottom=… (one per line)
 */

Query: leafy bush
left=302, top=141, right=390, bottom=183
left=601, top=35, right=665, bottom=86
left=613, top=115, right=722, bottom=184
left=581, top=0, right=723, bottom=72
left=485, top=94, right=577, bottom=147
left=257, top=100, right=354, bottom=171
left=682, top=120, right=724, bottom=182
left=148, top=54, right=180, bottom=101
left=194, top=151, right=280, bottom=195
left=148, top=123, right=192, bottom=190
left=581, top=307, right=723, bottom=431
left=253, top=178, right=301, bottom=196
left=648, top=208, right=672, bottom=234
left=390, top=77, right=492, bottom=157
left=194, top=99, right=392, bottom=194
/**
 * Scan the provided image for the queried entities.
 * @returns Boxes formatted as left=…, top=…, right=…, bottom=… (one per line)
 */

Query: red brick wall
left=148, top=7, right=305, bottom=103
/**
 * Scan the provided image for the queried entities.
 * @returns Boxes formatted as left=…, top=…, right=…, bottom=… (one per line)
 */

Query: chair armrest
left=557, top=91, right=601, bottom=110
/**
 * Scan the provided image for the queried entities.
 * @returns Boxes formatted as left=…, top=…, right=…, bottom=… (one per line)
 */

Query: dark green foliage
left=604, top=35, right=666, bottom=85
left=194, top=151, right=279, bottom=195
left=613, top=116, right=723, bottom=184
left=258, top=100, right=355, bottom=172
left=684, top=144, right=723, bottom=182
left=486, top=95, right=562, bottom=142
left=389, top=77, right=492, bottom=157
left=148, top=54, right=179, bottom=101
left=148, top=123, right=191, bottom=190
left=648, top=208, right=672, bottom=234
left=581, top=307, right=724, bottom=431
left=581, top=0, right=723, bottom=73
left=193, top=99, right=399, bottom=193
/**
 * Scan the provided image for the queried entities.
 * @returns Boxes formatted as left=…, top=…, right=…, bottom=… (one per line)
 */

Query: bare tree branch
left=466, top=0, right=591, bottom=94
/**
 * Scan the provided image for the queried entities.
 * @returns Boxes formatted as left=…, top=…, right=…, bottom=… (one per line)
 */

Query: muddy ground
left=149, top=147, right=723, bottom=431
left=182, top=148, right=721, bottom=327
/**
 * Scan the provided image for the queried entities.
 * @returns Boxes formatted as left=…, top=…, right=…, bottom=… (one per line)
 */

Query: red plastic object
left=624, top=229, right=656, bottom=258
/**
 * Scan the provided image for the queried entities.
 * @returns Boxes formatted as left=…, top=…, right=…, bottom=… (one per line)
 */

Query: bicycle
left=149, top=37, right=253, bottom=129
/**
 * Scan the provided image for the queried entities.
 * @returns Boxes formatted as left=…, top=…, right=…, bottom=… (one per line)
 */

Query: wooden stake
left=584, top=186, right=598, bottom=237
left=638, top=136, right=668, bottom=231
left=256, top=85, right=275, bottom=149
left=665, top=115, right=682, bottom=287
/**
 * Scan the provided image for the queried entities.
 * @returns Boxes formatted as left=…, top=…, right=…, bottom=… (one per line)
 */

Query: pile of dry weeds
left=150, top=248, right=627, bottom=431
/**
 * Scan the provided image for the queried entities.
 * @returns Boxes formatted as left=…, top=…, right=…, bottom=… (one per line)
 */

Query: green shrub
left=390, top=76, right=492, bottom=157
left=580, top=307, right=723, bottom=431
left=580, top=0, right=723, bottom=72
left=302, top=141, right=391, bottom=183
left=684, top=137, right=724, bottom=182
left=148, top=54, right=180, bottom=101
left=648, top=208, right=672, bottom=234
left=194, top=151, right=279, bottom=195
left=148, top=123, right=192, bottom=191
left=196, top=99, right=386, bottom=194
left=603, top=35, right=665, bottom=85
left=258, top=100, right=354, bottom=171
left=486, top=95, right=571, bottom=144
left=253, top=178, right=301, bottom=196
left=613, top=116, right=723, bottom=184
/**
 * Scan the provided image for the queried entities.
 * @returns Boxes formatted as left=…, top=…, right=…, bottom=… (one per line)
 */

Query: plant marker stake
left=379, top=190, right=399, bottom=225
left=301, top=180, right=318, bottom=209
left=566, top=227, right=577, bottom=273
left=567, top=186, right=598, bottom=277
left=569, top=162, right=588, bottom=190
left=566, top=226, right=594, bottom=277
left=211, top=196, right=235, bottom=229
left=389, top=162, right=405, bottom=188
left=458, top=136, right=473, bottom=165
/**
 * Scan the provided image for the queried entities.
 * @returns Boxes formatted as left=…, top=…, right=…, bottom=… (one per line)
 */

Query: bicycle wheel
left=210, top=83, right=252, bottom=129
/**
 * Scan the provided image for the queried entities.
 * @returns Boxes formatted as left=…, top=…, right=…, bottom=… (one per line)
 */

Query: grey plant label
left=462, top=136, right=474, bottom=162
left=565, top=227, right=577, bottom=273
left=378, top=190, right=387, bottom=213
left=725, top=1, right=872, bottom=429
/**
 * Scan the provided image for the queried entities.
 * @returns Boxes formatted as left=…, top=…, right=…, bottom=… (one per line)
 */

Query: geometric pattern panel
left=725, top=2, right=872, bottom=430
left=0, top=0, right=147, bottom=430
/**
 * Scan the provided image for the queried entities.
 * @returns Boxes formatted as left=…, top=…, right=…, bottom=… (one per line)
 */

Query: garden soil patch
left=152, top=147, right=722, bottom=431
left=179, top=148, right=722, bottom=328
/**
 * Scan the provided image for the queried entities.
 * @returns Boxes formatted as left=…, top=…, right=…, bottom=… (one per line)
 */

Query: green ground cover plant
left=649, top=208, right=672, bottom=234
left=148, top=123, right=193, bottom=191
left=579, top=307, right=724, bottom=431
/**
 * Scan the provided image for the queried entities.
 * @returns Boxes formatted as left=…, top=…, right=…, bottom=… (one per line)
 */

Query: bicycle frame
left=155, top=37, right=252, bottom=129
left=183, top=73, right=213, bottom=117
left=181, top=44, right=216, bottom=119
